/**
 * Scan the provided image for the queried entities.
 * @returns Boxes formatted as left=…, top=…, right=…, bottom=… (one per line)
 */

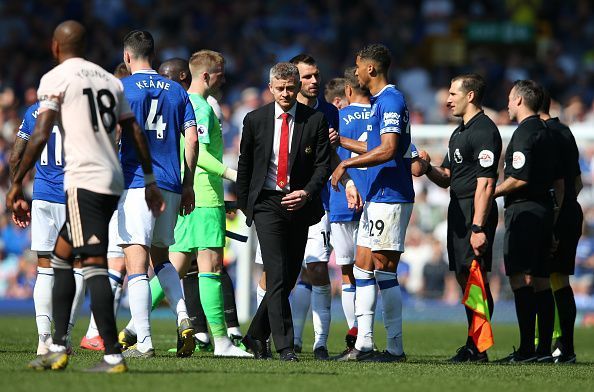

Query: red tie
left=276, top=113, right=290, bottom=188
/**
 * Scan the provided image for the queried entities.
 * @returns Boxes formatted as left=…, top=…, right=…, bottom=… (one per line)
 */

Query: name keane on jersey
left=342, top=110, right=371, bottom=125
left=75, top=68, right=111, bottom=82
left=383, top=112, right=400, bottom=126
left=135, top=78, right=171, bottom=91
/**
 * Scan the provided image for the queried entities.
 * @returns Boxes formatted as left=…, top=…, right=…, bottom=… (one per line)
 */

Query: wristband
left=144, top=173, right=156, bottom=186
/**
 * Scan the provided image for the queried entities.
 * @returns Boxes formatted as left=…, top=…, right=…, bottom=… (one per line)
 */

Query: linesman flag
left=462, top=259, right=494, bottom=352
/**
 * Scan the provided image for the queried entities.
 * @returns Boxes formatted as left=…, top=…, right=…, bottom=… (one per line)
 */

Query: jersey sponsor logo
left=454, top=148, right=463, bottom=164
left=512, top=151, right=525, bottom=169
left=478, top=150, right=495, bottom=167
left=197, top=124, right=207, bottom=135
left=383, top=112, right=400, bottom=126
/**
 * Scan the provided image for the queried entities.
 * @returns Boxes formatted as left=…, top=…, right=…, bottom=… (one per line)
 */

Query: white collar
left=372, top=84, right=395, bottom=98
left=348, top=102, right=371, bottom=108
left=132, top=69, right=158, bottom=75
left=274, top=101, right=297, bottom=119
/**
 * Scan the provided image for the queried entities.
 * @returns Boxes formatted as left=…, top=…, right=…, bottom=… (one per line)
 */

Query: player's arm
left=339, top=135, right=367, bottom=155
left=236, top=114, right=255, bottom=212
left=493, top=176, right=527, bottom=198
left=120, top=117, right=164, bottom=215
left=180, top=124, right=199, bottom=216
left=9, top=137, right=28, bottom=180
left=329, top=149, right=362, bottom=210
left=197, top=144, right=237, bottom=181
left=418, top=150, right=451, bottom=188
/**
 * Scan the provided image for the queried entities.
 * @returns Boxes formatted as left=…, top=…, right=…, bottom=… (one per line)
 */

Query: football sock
left=312, top=284, right=331, bottom=350
left=485, top=282, right=495, bottom=319
left=67, top=268, right=85, bottom=342
left=34, top=267, right=54, bottom=338
left=198, top=273, right=226, bottom=337
left=127, top=273, right=152, bottom=352
left=290, top=280, right=311, bottom=347
left=554, top=286, right=576, bottom=355
left=149, top=276, right=165, bottom=311
left=464, top=306, right=477, bottom=351
left=221, top=268, right=240, bottom=328
left=183, top=271, right=207, bottom=332
left=341, top=283, right=357, bottom=329
left=256, top=284, right=266, bottom=309
left=83, top=266, right=120, bottom=355
left=354, top=266, right=376, bottom=352
left=86, top=269, right=124, bottom=339
left=513, top=286, right=537, bottom=355
left=155, top=261, right=189, bottom=325
left=227, top=326, right=242, bottom=337
left=535, top=288, right=555, bottom=356
left=376, top=270, right=404, bottom=356
left=51, top=254, right=75, bottom=347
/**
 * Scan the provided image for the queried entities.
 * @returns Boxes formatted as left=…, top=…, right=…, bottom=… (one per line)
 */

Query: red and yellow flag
left=462, top=259, right=494, bottom=352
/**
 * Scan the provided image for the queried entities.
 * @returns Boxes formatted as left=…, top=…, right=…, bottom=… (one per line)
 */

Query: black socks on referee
left=554, top=286, right=576, bottom=355
left=221, top=268, right=240, bottom=329
left=51, top=254, right=75, bottom=347
left=534, top=288, right=555, bottom=356
left=183, top=271, right=208, bottom=334
left=84, top=266, right=121, bottom=355
left=513, top=286, right=537, bottom=355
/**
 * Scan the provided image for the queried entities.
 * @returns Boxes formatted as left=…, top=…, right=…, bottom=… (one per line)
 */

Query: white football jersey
left=37, top=57, right=134, bottom=195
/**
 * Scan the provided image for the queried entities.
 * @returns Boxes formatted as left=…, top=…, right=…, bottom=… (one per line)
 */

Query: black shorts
left=503, top=201, right=553, bottom=278
left=447, top=197, right=497, bottom=274
left=551, top=200, right=583, bottom=275
left=59, top=188, right=119, bottom=258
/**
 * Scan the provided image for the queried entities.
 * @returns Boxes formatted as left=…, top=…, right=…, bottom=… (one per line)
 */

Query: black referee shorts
left=59, top=188, right=119, bottom=258
left=551, top=200, right=583, bottom=275
left=447, top=197, right=497, bottom=274
left=503, top=201, right=554, bottom=278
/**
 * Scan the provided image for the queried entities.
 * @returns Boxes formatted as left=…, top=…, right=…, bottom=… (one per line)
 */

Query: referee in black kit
left=538, top=91, right=582, bottom=363
left=419, top=74, right=501, bottom=362
left=493, top=80, right=563, bottom=363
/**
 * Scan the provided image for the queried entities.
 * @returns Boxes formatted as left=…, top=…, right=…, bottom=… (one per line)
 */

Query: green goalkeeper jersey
left=181, top=93, right=224, bottom=207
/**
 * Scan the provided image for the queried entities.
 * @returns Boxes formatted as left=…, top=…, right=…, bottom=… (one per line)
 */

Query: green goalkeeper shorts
left=169, top=206, right=226, bottom=252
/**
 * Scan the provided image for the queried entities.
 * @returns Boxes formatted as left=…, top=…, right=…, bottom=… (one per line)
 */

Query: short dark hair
left=513, top=80, right=543, bottom=113
left=538, top=88, right=552, bottom=114
left=123, top=30, right=155, bottom=59
left=344, top=66, right=369, bottom=96
left=324, top=78, right=346, bottom=103
left=451, top=73, right=486, bottom=104
left=289, top=53, right=316, bottom=66
left=357, top=44, right=391, bottom=73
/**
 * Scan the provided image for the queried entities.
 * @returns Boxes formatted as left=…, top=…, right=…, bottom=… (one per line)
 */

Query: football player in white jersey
left=7, top=20, right=164, bottom=373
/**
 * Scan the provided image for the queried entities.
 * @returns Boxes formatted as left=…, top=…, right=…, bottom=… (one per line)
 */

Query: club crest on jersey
left=512, top=151, right=526, bottom=169
left=454, top=148, right=463, bottom=164
left=478, top=150, right=495, bottom=168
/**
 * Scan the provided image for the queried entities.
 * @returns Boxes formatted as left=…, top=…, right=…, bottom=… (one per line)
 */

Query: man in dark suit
left=237, top=62, right=330, bottom=361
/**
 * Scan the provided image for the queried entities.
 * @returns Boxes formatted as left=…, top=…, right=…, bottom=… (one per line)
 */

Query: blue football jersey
left=17, top=102, right=65, bottom=204
left=329, top=103, right=371, bottom=223
left=314, top=99, right=339, bottom=211
left=366, top=85, right=414, bottom=203
left=120, top=70, right=196, bottom=193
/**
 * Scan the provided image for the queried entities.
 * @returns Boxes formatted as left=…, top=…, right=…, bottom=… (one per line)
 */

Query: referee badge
left=305, top=146, right=312, bottom=154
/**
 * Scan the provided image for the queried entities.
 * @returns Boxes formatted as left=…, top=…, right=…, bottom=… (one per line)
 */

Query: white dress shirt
left=264, top=102, right=297, bottom=192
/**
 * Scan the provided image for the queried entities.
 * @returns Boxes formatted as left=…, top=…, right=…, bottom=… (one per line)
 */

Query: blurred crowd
left=2, top=0, right=594, bottom=305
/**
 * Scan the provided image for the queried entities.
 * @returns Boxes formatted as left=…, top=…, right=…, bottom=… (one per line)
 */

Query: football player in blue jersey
left=115, top=30, right=199, bottom=358
left=10, top=103, right=86, bottom=356
left=332, top=44, right=415, bottom=362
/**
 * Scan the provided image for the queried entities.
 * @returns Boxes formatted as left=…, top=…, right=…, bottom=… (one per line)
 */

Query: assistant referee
left=419, top=73, right=501, bottom=362
left=493, top=80, right=562, bottom=363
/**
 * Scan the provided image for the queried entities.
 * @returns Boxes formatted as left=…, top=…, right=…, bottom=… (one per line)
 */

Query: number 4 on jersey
left=145, top=99, right=167, bottom=139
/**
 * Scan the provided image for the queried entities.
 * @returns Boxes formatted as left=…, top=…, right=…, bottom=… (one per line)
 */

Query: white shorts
left=31, top=200, right=66, bottom=253
left=107, top=210, right=124, bottom=259
left=357, top=202, right=413, bottom=252
left=303, top=211, right=331, bottom=265
left=117, top=187, right=181, bottom=247
left=330, top=221, right=358, bottom=265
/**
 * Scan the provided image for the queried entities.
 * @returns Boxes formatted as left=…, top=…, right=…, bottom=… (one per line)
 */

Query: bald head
left=159, top=58, right=191, bottom=90
left=52, top=20, right=86, bottom=61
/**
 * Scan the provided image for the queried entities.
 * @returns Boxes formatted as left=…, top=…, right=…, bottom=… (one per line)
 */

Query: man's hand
left=6, top=183, right=31, bottom=228
left=180, top=184, right=195, bottom=216
left=418, top=150, right=431, bottom=164
left=345, top=182, right=363, bottom=211
left=280, top=190, right=309, bottom=211
left=331, top=161, right=347, bottom=190
left=329, top=127, right=340, bottom=147
left=145, top=183, right=166, bottom=217
left=470, top=231, right=488, bottom=256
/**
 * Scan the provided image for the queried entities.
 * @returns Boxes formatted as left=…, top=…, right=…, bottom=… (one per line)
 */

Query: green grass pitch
left=0, top=316, right=593, bottom=391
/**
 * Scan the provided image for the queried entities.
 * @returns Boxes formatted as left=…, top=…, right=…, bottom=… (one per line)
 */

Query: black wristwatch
left=471, top=224, right=484, bottom=233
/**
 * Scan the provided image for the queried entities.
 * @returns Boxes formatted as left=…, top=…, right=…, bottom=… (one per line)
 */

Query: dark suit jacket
left=236, top=102, right=330, bottom=226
